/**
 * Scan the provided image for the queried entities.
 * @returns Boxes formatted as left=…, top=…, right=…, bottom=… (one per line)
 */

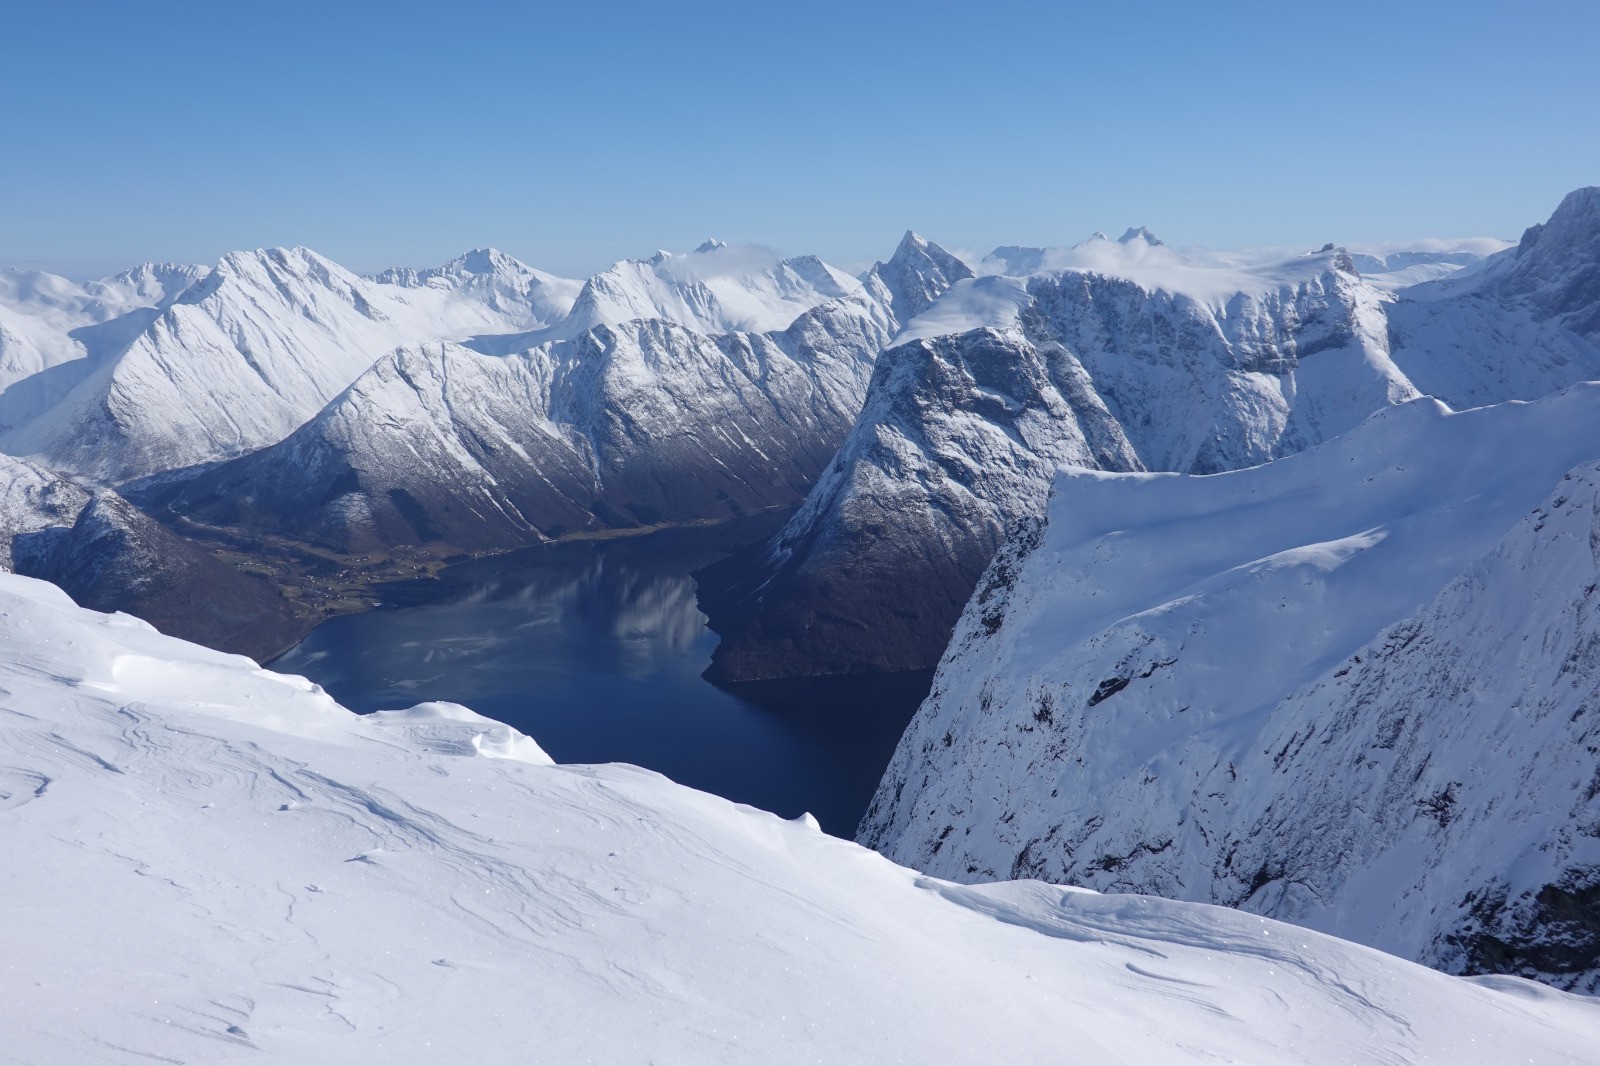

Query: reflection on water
left=271, top=513, right=932, bottom=836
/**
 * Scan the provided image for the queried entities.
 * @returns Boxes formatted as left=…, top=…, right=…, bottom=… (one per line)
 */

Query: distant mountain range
left=3, top=188, right=1600, bottom=997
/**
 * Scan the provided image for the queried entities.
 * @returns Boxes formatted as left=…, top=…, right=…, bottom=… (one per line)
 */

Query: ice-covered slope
left=1387, top=187, right=1600, bottom=406
left=706, top=244, right=1417, bottom=679
left=161, top=295, right=895, bottom=552
left=861, top=386, right=1600, bottom=990
left=1, top=248, right=581, bottom=484
left=3, top=572, right=1597, bottom=1064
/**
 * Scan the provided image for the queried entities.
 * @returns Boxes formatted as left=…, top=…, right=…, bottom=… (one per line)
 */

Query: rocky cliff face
left=705, top=247, right=1414, bottom=679
left=858, top=386, right=1600, bottom=991
left=0, top=452, right=297, bottom=659
left=701, top=325, right=1141, bottom=679
left=1385, top=187, right=1600, bottom=408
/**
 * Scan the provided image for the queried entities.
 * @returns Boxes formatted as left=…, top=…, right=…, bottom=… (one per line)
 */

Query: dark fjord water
left=270, top=513, right=932, bottom=837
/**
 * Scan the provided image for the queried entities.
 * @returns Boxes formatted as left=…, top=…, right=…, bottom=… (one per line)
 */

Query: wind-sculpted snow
left=707, top=246, right=1417, bottom=679
left=860, top=385, right=1600, bottom=991
left=165, top=295, right=895, bottom=552
left=2, top=573, right=1597, bottom=1063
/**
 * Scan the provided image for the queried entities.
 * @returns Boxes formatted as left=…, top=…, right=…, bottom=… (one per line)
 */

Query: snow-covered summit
left=1383, top=189, right=1600, bottom=408
left=0, top=244, right=600, bottom=484
left=860, top=230, right=976, bottom=326
left=1117, top=225, right=1163, bottom=245
left=370, top=247, right=581, bottom=329
left=543, top=241, right=863, bottom=340
left=3, top=570, right=1597, bottom=1063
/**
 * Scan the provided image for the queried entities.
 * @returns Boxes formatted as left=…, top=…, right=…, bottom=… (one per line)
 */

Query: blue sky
left=3, top=0, right=1597, bottom=278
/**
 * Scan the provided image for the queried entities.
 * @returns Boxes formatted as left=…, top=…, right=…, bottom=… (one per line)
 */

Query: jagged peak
left=448, top=247, right=526, bottom=275
left=1118, top=226, right=1163, bottom=246
left=1517, top=185, right=1600, bottom=254
left=894, top=230, right=931, bottom=256
left=694, top=238, right=728, bottom=254
left=213, top=245, right=348, bottom=278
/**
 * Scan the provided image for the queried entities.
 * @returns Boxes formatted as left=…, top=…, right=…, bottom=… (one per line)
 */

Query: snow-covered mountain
left=706, top=192, right=1600, bottom=681
left=484, top=240, right=866, bottom=348
left=151, top=235, right=976, bottom=555
left=860, top=230, right=976, bottom=324
left=1387, top=187, right=1600, bottom=406
left=157, top=293, right=896, bottom=553
left=370, top=246, right=582, bottom=331
left=705, top=243, right=1417, bottom=679
left=0, top=262, right=208, bottom=432
left=4, top=571, right=1597, bottom=1063
left=860, top=385, right=1600, bottom=991
left=0, top=247, right=580, bottom=485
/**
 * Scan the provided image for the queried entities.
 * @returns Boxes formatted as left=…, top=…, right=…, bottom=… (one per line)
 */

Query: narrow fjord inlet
left=270, top=513, right=932, bottom=836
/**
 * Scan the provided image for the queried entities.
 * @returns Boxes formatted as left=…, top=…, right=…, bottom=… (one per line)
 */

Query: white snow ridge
left=2, top=573, right=1597, bottom=1063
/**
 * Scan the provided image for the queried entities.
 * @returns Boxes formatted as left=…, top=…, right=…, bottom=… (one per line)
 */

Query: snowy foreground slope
left=861, top=386, right=1600, bottom=991
left=3, top=574, right=1598, bottom=1064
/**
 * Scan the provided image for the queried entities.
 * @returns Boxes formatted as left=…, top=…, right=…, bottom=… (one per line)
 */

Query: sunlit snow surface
left=863, top=384, right=1600, bottom=989
left=1, top=575, right=1597, bottom=1063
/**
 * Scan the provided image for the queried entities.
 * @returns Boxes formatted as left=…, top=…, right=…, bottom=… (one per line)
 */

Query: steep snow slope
left=706, top=244, right=1416, bottom=679
left=161, top=295, right=895, bottom=552
left=861, top=386, right=1600, bottom=990
left=3, top=572, right=1597, bottom=1064
left=1387, top=187, right=1600, bottom=406
left=0, top=263, right=207, bottom=432
left=1, top=248, right=580, bottom=484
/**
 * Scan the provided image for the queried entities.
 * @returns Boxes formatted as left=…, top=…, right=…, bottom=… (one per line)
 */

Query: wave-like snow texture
left=2, top=571, right=1598, bottom=1063
left=860, top=385, right=1600, bottom=991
